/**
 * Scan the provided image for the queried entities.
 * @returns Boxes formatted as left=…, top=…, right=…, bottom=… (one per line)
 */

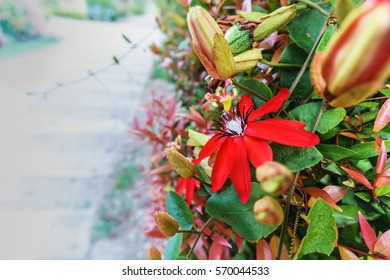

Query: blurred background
left=0, top=0, right=169, bottom=259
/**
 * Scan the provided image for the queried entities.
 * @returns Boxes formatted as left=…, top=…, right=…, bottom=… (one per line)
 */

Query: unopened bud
left=164, top=147, right=195, bottom=178
left=146, top=245, right=162, bottom=260
left=233, top=48, right=262, bottom=74
left=335, top=0, right=354, bottom=23
left=311, top=0, right=390, bottom=107
left=256, top=161, right=293, bottom=194
left=253, top=5, right=296, bottom=41
left=154, top=211, right=179, bottom=237
left=254, top=196, right=284, bottom=227
left=225, top=24, right=253, bottom=55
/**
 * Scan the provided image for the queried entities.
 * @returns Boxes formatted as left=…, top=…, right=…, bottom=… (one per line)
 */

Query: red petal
left=377, top=139, right=387, bottom=175
left=238, top=94, right=254, bottom=117
left=341, top=166, right=373, bottom=190
left=244, top=136, right=273, bottom=167
left=304, top=187, right=343, bottom=212
left=229, top=137, right=252, bottom=204
left=185, top=178, right=197, bottom=206
left=245, top=119, right=320, bottom=147
left=256, top=239, right=273, bottom=260
left=358, top=211, right=377, bottom=253
left=176, top=177, right=187, bottom=194
left=249, top=88, right=289, bottom=121
left=211, top=138, right=236, bottom=192
left=373, top=98, right=390, bottom=132
left=374, top=230, right=390, bottom=257
left=193, top=134, right=225, bottom=165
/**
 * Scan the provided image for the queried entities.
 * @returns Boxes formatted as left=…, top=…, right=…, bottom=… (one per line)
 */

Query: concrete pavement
left=0, top=10, right=162, bottom=259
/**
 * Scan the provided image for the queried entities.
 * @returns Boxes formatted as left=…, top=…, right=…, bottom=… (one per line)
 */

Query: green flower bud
left=225, top=24, right=253, bottom=55
left=254, top=196, right=284, bottom=227
left=256, top=161, right=293, bottom=195
left=253, top=5, right=296, bottom=41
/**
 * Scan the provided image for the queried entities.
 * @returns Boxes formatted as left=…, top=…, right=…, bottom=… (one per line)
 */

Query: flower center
left=226, top=117, right=245, bottom=135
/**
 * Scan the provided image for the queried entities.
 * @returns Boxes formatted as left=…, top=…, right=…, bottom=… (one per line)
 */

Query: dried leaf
left=358, top=212, right=377, bottom=253
left=373, top=98, right=390, bottom=132
left=270, top=235, right=289, bottom=260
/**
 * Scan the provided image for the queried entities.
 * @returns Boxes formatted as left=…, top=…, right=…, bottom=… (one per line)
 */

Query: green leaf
left=323, top=162, right=342, bottom=175
left=163, top=233, right=183, bottom=260
left=379, top=196, right=390, bottom=206
left=349, top=140, right=390, bottom=159
left=295, top=199, right=337, bottom=259
left=355, top=192, right=372, bottom=202
left=238, top=78, right=273, bottom=105
left=272, top=144, right=322, bottom=172
left=376, top=184, right=390, bottom=197
left=290, top=102, right=321, bottom=131
left=379, top=88, right=390, bottom=96
left=317, top=108, right=346, bottom=134
left=279, top=44, right=312, bottom=100
left=316, top=144, right=357, bottom=161
left=333, top=205, right=361, bottom=228
left=287, top=3, right=328, bottom=53
left=316, top=24, right=336, bottom=52
left=206, top=183, right=277, bottom=241
left=166, top=191, right=194, bottom=230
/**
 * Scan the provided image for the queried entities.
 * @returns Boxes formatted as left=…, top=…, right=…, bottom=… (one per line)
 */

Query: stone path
left=0, top=9, right=162, bottom=259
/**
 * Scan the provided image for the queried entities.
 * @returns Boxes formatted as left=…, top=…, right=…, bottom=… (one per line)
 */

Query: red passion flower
left=193, top=88, right=319, bottom=203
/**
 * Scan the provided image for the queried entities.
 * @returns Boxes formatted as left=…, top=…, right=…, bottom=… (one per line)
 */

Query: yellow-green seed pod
left=164, top=147, right=195, bottom=178
left=154, top=211, right=179, bottom=237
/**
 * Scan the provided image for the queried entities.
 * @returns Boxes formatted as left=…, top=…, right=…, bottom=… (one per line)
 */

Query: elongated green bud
left=253, top=5, right=296, bottom=41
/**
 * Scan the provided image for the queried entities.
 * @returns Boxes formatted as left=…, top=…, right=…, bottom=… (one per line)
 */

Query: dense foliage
left=134, top=0, right=390, bottom=260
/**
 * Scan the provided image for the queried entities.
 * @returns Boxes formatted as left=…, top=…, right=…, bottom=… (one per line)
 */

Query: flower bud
left=256, top=161, right=293, bottom=194
left=225, top=24, right=253, bottom=55
left=253, top=5, right=296, bottom=41
left=233, top=48, right=262, bottom=74
left=254, top=196, right=284, bottom=227
left=187, top=6, right=236, bottom=80
left=146, top=245, right=162, bottom=260
left=311, top=0, right=390, bottom=107
left=335, top=0, right=354, bottom=23
left=164, top=147, right=195, bottom=178
left=154, top=211, right=179, bottom=237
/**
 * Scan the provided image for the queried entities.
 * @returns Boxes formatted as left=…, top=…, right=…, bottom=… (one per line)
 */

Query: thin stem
left=296, top=0, right=330, bottom=11
left=276, top=19, right=328, bottom=118
left=276, top=100, right=327, bottom=260
left=297, top=0, right=330, bottom=16
left=231, top=79, right=268, bottom=101
left=338, top=244, right=375, bottom=258
left=186, top=217, right=214, bottom=259
left=177, top=229, right=199, bottom=234
left=260, top=59, right=302, bottom=68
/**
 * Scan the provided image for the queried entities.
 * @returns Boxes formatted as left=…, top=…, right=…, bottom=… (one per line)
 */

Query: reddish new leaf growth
left=374, top=231, right=390, bottom=257
left=340, top=166, right=374, bottom=190
left=256, top=239, right=272, bottom=260
left=338, top=245, right=359, bottom=260
left=374, top=98, right=390, bottom=132
left=358, top=212, right=377, bottom=253
left=304, top=187, right=343, bottom=212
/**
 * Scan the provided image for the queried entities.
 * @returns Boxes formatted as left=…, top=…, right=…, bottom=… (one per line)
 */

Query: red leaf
left=376, top=139, right=387, bottom=175
left=358, top=212, right=377, bottom=253
left=338, top=245, right=359, bottom=260
left=209, top=241, right=223, bottom=260
left=212, top=234, right=232, bottom=248
left=323, top=185, right=348, bottom=203
left=340, top=166, right=373, bottom=190
left=256, top=239, right=272, bottom=260
left=374, top=230, right=390, bottom=257
left=304, top=187, right=343, bottom=212
left=374, top=98, right=390, bottom=132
